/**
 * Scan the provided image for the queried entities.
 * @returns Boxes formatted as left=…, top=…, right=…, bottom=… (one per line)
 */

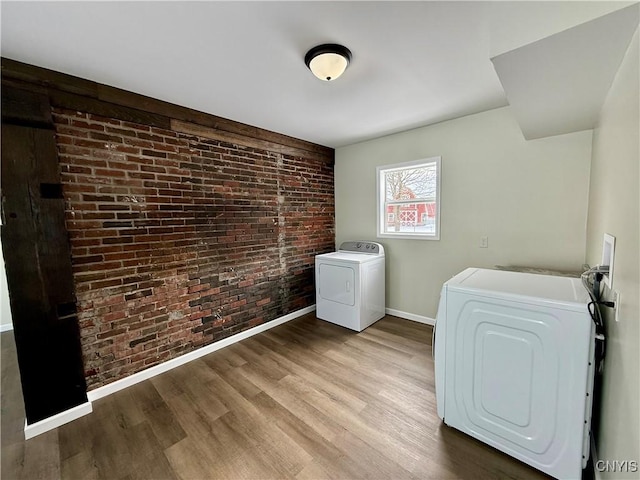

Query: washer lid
left=446, top=268, right=589, bottom=309
left=316, top=251, right=382, bottom=264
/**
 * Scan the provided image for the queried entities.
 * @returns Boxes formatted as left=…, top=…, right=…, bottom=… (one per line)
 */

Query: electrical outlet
left=480, top=236, right=488, bottom=248
left=613, top=290, right=620, bottom=322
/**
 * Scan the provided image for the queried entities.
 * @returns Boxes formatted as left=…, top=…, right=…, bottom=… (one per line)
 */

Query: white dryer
left=434, top=268, right=596, bottom=480
left=315, top=241, right=385, bottom=332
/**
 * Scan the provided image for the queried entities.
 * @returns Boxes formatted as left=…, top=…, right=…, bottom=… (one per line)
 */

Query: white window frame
left=376, top=156, right=441, bottom=240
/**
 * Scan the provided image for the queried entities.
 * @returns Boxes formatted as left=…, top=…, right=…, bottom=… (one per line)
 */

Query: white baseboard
left=0, top=323, right=14, bottom=333
left=22, top=305, right=314, bottom=439
left=88, top=305, right=315, bottom=402
left=386, top=308, right=435, bottom=326
left=24, top=402, right=92, bottom=440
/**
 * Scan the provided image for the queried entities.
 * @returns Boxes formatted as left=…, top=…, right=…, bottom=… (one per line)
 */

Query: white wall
left=585, top=27, right=639, bottom=478
left=335, top=106, right=592, bottom=319
left=0, top=235, right=13, bottom=331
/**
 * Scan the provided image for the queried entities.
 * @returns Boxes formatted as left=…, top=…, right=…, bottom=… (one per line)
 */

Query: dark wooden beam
left=2, top=57, right=334, bottom=161
left=1, top=82, right=53, bottom=129
left=49, top=89, right=171, bottom=130
left=1, top=85, right=87, bottom=424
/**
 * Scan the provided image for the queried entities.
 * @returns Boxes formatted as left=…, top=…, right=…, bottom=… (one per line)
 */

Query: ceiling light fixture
left=304, top=44, right=352, bottom=82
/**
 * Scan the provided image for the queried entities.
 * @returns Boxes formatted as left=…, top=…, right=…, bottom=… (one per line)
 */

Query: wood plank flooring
left=2, top=314, right=551, bottom=479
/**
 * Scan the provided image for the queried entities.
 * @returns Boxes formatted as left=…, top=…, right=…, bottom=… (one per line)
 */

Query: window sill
left=377, top=233, right=440, bottom=241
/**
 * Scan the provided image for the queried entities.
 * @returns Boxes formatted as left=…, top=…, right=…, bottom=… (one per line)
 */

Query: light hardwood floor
left=2, top=314, right=551, bottom=479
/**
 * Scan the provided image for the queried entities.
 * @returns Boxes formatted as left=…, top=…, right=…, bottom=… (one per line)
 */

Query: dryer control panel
left=339, top=241, right=385, bottom=256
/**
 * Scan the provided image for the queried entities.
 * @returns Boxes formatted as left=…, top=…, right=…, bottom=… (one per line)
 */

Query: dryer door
left=318, top=263, right=355, bottom=306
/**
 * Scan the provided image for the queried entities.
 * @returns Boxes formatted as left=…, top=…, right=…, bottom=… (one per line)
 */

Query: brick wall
left=52, top=108, right=334, bottom=390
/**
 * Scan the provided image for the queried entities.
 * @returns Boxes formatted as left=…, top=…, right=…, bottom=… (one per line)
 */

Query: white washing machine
left=315, top=241, right=385, bottom=332
left=434, top=268, right=596, bottom=480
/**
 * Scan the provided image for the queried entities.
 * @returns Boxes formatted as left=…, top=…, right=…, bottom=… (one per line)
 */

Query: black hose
left=581, top=269, right=606, bottom=373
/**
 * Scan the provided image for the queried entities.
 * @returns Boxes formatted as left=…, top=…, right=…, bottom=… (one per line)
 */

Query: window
left=377, top=157, right=441, bottom=240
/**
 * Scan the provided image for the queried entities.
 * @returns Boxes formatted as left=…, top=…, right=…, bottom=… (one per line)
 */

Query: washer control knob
left=356, top=243, right=362, bottom=249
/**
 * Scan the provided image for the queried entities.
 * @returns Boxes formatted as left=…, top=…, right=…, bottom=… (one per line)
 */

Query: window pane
left=384, top=201, right=437, bottom=234
left=384, top=164, right=437, bottom=202
left=377, top=156, right=441, bottom=240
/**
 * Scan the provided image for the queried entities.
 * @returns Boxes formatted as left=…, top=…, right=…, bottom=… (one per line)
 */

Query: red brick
left=55, top=109, right=334, bottom=391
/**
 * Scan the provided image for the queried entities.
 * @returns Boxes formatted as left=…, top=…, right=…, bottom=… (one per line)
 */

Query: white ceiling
left=1, top=1, right=637, bottom=148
